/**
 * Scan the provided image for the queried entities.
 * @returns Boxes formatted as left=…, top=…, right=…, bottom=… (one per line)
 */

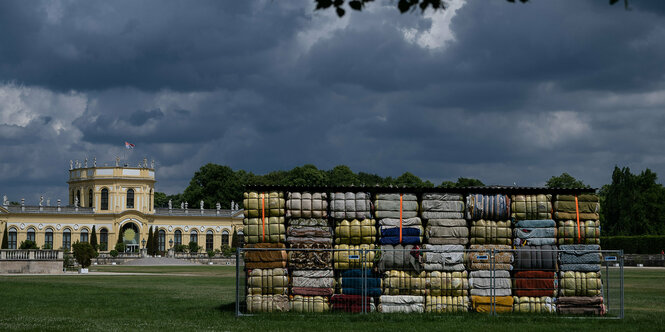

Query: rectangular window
left=9, top=231, right=17, bottom=249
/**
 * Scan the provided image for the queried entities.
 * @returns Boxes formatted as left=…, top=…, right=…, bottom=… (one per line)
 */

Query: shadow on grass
left=218, top=302, right=237, bottom=313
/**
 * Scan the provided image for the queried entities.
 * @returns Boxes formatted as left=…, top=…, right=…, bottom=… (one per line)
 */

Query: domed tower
left=66, top=159, right=156, bottom=214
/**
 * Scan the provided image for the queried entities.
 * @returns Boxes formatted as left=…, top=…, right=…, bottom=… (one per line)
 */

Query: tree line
left=155, top=164, right=665, bottom=236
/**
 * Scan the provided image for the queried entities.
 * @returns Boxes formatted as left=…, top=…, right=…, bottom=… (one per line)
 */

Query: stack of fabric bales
left=558, top=244, right=604, bottom=315
left=510, top=194, right=558, bottom=313
left=375, top=192, right=425, bottom=313
left=243, top=191, right=286, bottom=244
left=421, top=193, right=467, bottom=245
left=330, top=192, right=372, bottom=220
left=285, top=192, right=331, bottom=312
left=244, top=244, right=289, bottom=312
left=468, top=243, right=514, bottom=313
left=554, top=194, right=600, bottom=245
left=422, top=244, right=469, bottom=312
left=330, top=294, right=375, bottom=313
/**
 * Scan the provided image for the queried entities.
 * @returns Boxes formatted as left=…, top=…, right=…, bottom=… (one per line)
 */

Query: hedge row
left=600, top=235, right=665, bottom=254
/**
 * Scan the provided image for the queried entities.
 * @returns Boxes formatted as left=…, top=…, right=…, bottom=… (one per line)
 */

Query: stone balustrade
left=0, top=250, right=63, bottom=261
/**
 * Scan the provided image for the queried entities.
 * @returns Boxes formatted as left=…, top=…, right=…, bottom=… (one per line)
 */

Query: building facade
left=0, top=162, right=243, bottom=253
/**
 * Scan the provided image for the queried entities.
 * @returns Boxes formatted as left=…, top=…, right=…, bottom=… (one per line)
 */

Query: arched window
left=190, top=230, right=198, bottom=244
left=44, top=229, right=53, bottom=249
left=158, top=230, right=165, bottom=252
left=100, top=228, right=108, bottom=251
left=76, top=190, right=81, bottom=207
left=27, top=228, right=36, bottom=242
left=206, top=230, right=214, bottom=252
left=80, top=228, right=89, bottom=243
left=222, top=230, right=229, bottom=246
left=63, top=229, right=71, bottom=251
left=127, top=189, right=134, bottom=209
left=8, top=227, right=17, bottom=249
left=88, top=189, right=93, bottom=208
left=101, top=188, right=109, bottom=210
left=174, top=230, right=182, bottom=246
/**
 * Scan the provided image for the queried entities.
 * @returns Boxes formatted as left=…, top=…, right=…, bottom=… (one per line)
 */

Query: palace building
left=0, top=160, right=244, bottom=253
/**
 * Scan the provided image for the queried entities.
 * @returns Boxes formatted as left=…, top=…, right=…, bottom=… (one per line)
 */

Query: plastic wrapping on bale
left=557, top=220, right=600, bottom=245
left=557, top=296, right=605, bottom=315
left=513, top=245, right=557, bottom=271
left=333, top=244, right=376, bottom=269
left=553, top=194, right=600, bottom=220
left=466, top=194, right=510, bottom=220
left=379, top=295, right=425, bottom=313
left=382, top=270, right=427, bottom=295
left=243, top=243, right=287, bottom=269
left=286, top=192, right=328, bottom=219
left=512, top=271, right=557, bottom=297
left=512, top=296, right=556, bottom=313
left=559, top=244, right=601, bottom=272
left=471, top=295, right=513, bottom=313
left=291, top=269, right=334, bottom=296
left=337, top=269, right=382, bottom=297
left=247, top=268, right=289, bottom=295
left=425, top=295, right=470, bottom=313
left=288, top=242, right=332, bottom=269
left=422, top=244, right=466, bottom=271
left=334, top=219, right=376, bottom=245
left=243, top=217, right=286, bottom=244
left=374, top=193, right=419, bottom=219
left=244, top=191, right=285, bottom=218
left=469, top=270, right=512, bottom=297
left=510, top=195, right=552, bottom=220
left=468, top=244, right=513, bottom=270
left=469, top=220, right=512, bottom=245
left=425, top=219, right=468, bottom=245
left=330, top=192, right=372, bottom=219
left=378, top=244, right=422, bottom=272
left=289, top=295, right=330, bottom=313
left=513, top=219, right=557, bottom=246
left=559, top=271, right=602, bottom=297
left=420, top=193, right=465, bottom=220
left=247, top=294, right=289, bottom=312
left=330, top=294, right=375, bottom=313
left=426, top=271, right=469, bottom=296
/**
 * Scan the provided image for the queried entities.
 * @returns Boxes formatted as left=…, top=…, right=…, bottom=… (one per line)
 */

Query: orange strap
left=574, top=195, right=580, bottom=243
left=399, top=193, right=403, bottom=243
left=261, top=192, right=266, bottom=242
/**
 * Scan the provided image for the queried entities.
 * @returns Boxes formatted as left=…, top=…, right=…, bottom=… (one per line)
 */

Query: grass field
left=0, top=266, right=663, bottom=331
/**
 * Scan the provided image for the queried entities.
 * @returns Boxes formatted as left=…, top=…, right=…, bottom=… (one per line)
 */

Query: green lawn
left=0, top=267, right=663, bottom=331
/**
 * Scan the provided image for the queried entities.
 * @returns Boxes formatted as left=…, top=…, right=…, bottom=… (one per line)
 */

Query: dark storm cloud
left=2, top=0, right=665, bottom=201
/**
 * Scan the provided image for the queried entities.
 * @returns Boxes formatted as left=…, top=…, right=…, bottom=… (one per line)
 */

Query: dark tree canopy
left=439, top=177, right=485, bottom=188
left=600, top=167, right=665, bottom=236
left=545, top=173, right=589, bottom=189
left=315, top=0, right=628, bottom=17
left=1, top=226, right=7, bottom=249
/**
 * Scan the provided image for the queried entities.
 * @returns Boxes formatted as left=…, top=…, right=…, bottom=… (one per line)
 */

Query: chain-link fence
left=235, top=247, right=623, bottom=318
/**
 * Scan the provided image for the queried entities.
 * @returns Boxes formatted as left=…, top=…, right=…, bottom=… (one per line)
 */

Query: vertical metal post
left=620, top=249, right=624, bottom=319
left=235, top=247, right=240, bottom=317
left=490, top=248, right=495, bottom=316
left=606, top=251, right=610, bottom=314
left=361, top=248, right=366, bottom=314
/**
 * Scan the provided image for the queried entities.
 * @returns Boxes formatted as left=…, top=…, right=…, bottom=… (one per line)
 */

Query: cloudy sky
left=1, top=0, right=665, bottom=203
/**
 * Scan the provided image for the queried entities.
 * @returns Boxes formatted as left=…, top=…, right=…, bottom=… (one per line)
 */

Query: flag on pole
left=125, top=141, right=135, bottom=149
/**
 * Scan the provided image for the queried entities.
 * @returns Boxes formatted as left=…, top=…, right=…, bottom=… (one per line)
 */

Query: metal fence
left=235, top=247, right=623, bottom=318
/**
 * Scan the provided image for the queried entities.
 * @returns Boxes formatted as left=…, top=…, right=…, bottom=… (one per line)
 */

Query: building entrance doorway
left=121, top=222, right=140, bottom=253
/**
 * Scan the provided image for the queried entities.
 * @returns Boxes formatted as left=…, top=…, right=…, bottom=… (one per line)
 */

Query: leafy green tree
left=601, top=167, right=665, bottom=235
left=188, top=241, right=200, bottom=254
left=19, top=240, right=38, bottom=249
left=154, top=192, right=168, bottom=208
left=90, top=226, right=98, bottom=251
left=439, top=177, right=484, bottom=188
left=116, top=228, right=124, bottom=247
left=393, top=172, right=434, bottom=188
left=356, top=172, right=386, bottom=187
left=147, top=226, right=154, bottom=256
left=1, top=226, right=7, bottom=249
left=284, top=164, right=327, bottom=186
left=151, top=227, right=159, bottom=255
left=182, top=164, right=245, bottom=210
left=545, top=173, right=589, bottom=189
left=72, top=241, right=95, bottom=268
left=327, top=165, right=359, bottom=186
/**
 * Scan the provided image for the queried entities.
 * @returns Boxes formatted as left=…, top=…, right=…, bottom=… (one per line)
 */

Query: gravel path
left=121, top=257, right=198, bottom=266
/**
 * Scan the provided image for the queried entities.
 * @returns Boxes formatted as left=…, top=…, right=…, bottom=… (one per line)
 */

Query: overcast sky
left=1, top=0, right=665, bottom=204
